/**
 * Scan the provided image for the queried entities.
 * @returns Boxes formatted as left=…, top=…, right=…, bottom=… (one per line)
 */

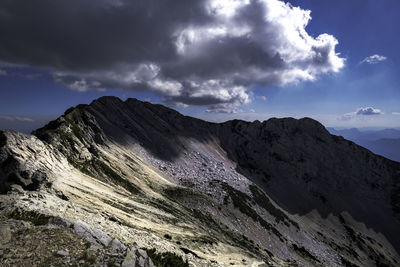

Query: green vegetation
left=82, top=250, right=96, bottom=264
left=222, top=183, right=284, bottom=241
left=64, top=117, right=86, bottom=144
left=179, top=247, right=201, bottom=258
left=249, top=185, right=299, bottom=228
left=149, top=199, right=182, bottom=217
left=163, top=186, right=195, bottom=199
left=107, top=258, right=118, bottom=267
left=9, top=209, right=51, bottom=226
left=191, top=235, right=215, bottom=246
left=145, top=248, right=189, bottom=267
left=292, top=244, right=319, bottom=262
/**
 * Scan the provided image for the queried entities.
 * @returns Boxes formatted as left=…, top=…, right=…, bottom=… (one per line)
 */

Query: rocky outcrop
left=122, top=248, right=155, bottom=267
left=0, top=130, right=70, bottom=193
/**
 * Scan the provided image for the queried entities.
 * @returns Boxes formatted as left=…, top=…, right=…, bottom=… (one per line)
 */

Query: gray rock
left=9, top=184, right=25, bottom=194
left=0, top=224, right=11, bottom=244
left=121, top=248, right=155, bottom=267
left=110, top=238, right=127, bottom=252
left=137, top=256, right=146, bottom=267
left=73, top=220, right=112, bottom=247
left=55, top=250, right=69, bottom=257
left=122, top=248, right=137, bottom=267
left=136, top=249, right=148, bottom=259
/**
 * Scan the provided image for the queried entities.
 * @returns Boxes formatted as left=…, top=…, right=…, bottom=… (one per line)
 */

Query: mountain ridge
left=1, top=96, right=400, bottom=266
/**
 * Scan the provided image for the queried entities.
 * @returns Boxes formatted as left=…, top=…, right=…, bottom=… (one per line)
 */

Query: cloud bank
left=0, top=115, right=34, bottom=122
left=0, top=0, right=344, bottom=112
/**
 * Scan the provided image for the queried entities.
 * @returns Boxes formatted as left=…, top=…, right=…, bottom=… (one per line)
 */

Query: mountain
left=358, top=138, right=400, bottom=162
left=327, top=127, right=400, bottom=142
left=327, top=127, right=400, bottom=162
left=1, top=96, right=400, bottom=266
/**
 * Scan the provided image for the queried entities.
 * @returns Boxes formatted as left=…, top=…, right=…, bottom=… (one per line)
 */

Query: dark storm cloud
left=0, top=0, right=344, bottom=112
left=0, top=0, right=206, bottom=70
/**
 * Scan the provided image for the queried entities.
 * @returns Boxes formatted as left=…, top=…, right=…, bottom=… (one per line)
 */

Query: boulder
left=122, top=248, right=155, bottom=267
left=73, top=220, right=112, bottom=247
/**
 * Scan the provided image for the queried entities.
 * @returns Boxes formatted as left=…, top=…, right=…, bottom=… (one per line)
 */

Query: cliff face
left=1, top=96, right=400, bottom=266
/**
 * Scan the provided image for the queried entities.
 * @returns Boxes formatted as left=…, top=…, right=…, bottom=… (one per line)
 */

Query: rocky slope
left=1, top=96, right=400, bottom=266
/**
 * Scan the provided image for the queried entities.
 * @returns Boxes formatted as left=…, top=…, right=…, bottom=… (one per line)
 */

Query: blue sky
left=0, top=0, right=399, bottom=132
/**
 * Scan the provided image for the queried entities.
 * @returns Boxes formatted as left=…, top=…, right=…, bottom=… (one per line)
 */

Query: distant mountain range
left=327, top=127, right=400, bottom=162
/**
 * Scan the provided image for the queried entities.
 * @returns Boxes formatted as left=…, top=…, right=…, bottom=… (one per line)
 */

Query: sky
left=0, top=0, right=399, bottom=133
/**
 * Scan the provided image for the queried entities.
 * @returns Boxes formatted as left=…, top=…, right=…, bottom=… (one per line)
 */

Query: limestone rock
left=122, top=248, right=137, bottom=267
left=111, top=238, right=127, bottom=252
left=73, top=220, right=112, bottom=247
left=122, top=248, right=155, bottom=267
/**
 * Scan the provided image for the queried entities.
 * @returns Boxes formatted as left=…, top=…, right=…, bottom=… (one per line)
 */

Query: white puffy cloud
left=356, top=107, right=383, bottom=115
left=0, top=0, right=344, bottom=112
left=339, top=107, right=383, bottom=121
left=361, top=54, right=387, bottom=65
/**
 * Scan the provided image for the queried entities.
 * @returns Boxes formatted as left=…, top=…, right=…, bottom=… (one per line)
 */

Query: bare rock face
left=0, top=130, right=69, bottom=192
left=1, top=96, right=400, bottom=266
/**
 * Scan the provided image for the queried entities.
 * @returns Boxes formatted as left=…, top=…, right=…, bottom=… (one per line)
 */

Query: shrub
left=145, top=248, right=188, bottom=267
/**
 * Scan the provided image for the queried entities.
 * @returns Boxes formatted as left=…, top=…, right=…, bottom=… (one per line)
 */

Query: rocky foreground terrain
left=1, top=96, right=400, bottom=266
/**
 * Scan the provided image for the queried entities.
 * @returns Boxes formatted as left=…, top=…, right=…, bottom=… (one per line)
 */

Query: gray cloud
left=0, top=69, right=7, bottom=76
left=0, top=0, right=344, bottom=112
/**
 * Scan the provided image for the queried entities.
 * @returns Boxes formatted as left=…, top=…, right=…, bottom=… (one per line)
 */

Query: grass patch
left=145, top=248, right=189, bottom=267
left=180, top=247, right=201, bottom=259
left=163, top=186, right=195, bottom=199
left=249, top=185, right=299, bottom=228
left=292, top=244, right=319, bottom=262
left=65, top=117, right=87, bottom=144
left=9, top=209, right=51, bottom=226
left=150, top=199, right=179, bottom=215
left=191, top=209, right=273, bottom=260
left=222, top=183, right=284, bottom=241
